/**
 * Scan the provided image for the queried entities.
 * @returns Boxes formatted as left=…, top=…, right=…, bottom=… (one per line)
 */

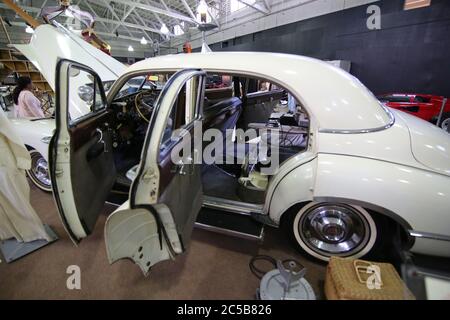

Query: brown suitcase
left=325, top=257, right=415, bottom=300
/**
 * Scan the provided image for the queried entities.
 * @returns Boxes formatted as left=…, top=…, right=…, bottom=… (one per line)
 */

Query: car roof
left=126, top=52, right=392, bottom=132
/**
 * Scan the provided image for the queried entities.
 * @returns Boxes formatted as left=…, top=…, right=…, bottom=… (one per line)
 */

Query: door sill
left=202, top=195, right=264, bottom=216
left=195, top=207, right=264, bottom=241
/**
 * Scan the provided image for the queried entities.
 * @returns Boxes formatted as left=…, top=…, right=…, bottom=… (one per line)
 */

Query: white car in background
left=10, top=24, right=125, bottom=191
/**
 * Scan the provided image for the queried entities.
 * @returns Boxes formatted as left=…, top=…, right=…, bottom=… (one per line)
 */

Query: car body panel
left=9, top=118, right=54, bottom=160
left=315, top=109, right=430, bottom=171
left=396, top=111, right=450, bottom=176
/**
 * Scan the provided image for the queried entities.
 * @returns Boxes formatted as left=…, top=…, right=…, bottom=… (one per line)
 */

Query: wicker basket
left=325, top=257, right=415, bottom=300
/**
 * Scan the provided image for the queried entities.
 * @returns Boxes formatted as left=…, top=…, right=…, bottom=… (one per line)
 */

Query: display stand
left=0, top=224, right=58, bottom=263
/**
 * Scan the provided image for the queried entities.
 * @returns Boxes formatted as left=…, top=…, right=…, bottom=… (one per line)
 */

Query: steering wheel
left=134, top=91, right=154, bottom=123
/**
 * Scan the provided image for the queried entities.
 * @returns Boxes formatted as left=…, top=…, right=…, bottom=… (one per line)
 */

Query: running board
left=195, top=207, right=264, bottom=241
left=202, top=195, right=264, bottom=216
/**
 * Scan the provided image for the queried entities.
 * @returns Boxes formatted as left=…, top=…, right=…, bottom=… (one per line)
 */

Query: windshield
left=114, top=74, right=170, bottom=100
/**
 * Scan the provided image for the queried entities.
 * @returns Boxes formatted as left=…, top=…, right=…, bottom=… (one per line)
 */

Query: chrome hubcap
left=31, top=153, right=51, bottom=186
left=300, top=204, right=369, bottom=255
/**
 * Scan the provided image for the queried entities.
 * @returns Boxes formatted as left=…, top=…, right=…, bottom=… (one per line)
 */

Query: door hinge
left=142, top=169, right=156, bottom=181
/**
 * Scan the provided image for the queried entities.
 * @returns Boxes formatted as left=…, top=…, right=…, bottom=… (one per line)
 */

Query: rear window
left=377, top=95, right=411, bottom=103
left=414, top=96, right=431, bottom=103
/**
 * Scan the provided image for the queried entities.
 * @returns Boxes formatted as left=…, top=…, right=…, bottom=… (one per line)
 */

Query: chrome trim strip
left=202, top=195, right=264, bottom=216
left=194, top=222, right=264, bottom=241
left=408, top=230, right=450, bottom=242
left=319, top=105, right=395, bottom=134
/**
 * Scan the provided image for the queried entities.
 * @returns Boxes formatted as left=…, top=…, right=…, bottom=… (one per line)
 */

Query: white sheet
left=0, top=109, right=50, bottom=242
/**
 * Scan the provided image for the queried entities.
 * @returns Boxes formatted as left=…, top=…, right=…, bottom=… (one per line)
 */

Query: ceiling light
left=65, top=9, right=74, bottom=18
left=140, top=37, right=148, bottom=45
left=197, top=0, right=209, bottom=23
left=174, top=25, right=184, bottom=36
left=25, top=25, right=34, bottom=34
left=160, top=23, right=169, bottom=35
left=128, top=45, right=134, bottom=52
left=197, top=0, right=208, bottom=15
left=404, top=0, right=431, bottom=10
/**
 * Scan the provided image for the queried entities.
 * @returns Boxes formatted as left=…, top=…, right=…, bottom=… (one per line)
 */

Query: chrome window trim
left=319, top=104, right=395, bottom=134
left=408, top=231, right=450, bottom=242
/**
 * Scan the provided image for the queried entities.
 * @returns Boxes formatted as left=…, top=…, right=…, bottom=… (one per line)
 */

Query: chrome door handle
left=95, top=128, right=108, bottom=153
left=172, top=157, right=193, bottom=176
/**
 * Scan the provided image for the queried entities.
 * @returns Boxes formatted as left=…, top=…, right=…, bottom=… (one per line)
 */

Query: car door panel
left=70, top=122, right=116, bottom=235
left=105, top=69, right=206, bottom=275
left=105, top=201, right=177, bottom=277
left=50, top=59, right=115, bottom=243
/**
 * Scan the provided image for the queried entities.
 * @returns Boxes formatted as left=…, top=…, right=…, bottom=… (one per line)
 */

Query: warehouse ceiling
left=0, top=1, right=266, bottom=49
left=0, top=0, right=379, bottom=56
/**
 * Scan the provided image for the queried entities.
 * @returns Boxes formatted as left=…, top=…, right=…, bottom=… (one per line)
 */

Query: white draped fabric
left=0, top=109, right=50, bottom=242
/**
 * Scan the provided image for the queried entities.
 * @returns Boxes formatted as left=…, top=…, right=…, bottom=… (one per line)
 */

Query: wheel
left=439, top=112, right=450, bottom=132
left=27, top=149, right=52, bottom=192
left=285, top=202, right=378, bottom=262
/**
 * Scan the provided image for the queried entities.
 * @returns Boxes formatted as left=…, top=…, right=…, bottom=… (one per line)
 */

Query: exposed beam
left=96, top=0, right=134, bottom=37
left=108, top=0, right=197, bottom=24
left=111, top=4, right=136, bottom=33
left=36, top=0, right=48, bottom=18
left=7, top=20, right=143, bottom=42
left=180, top=0, right=197, bottom=20
left=83, top=0, right=110, bottom=32
left=130, top=15, right=154, bottom=43
left=0, top=3, right=170, bottom=37
left=262, top=0, right=272, bottom=11
left=1, top=0, right=41, bottom=28
left=207, top=7, right=220, bottom=27
left=237, top=0, right=270, bottom=14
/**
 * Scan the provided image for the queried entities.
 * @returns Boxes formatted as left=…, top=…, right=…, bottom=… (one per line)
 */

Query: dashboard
left=109, top=89, right=161, bottom=149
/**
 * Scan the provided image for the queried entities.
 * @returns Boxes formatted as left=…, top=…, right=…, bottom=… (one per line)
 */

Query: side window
left=159, top=76, right=203, bottom=156
left=70, top=65, right=105, bottom=124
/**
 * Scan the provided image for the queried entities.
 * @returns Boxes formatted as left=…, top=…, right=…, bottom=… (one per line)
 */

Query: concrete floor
left=0, top=182, right=326, bottom=299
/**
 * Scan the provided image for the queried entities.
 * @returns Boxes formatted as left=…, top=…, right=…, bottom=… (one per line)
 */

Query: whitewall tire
left=290, top=202, right=377, bottom=262
left=27, top=149, right=52, bottom=192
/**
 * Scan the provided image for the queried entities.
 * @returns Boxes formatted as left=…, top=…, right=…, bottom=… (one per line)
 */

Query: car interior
left=70, top=70, right=310, bottom=206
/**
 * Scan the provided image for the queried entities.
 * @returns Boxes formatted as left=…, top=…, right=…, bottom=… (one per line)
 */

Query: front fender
left=9, top=118, right=55, bottom=161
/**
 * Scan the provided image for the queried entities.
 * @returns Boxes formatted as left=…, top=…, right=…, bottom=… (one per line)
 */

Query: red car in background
left=377, top=93, right=450, bottom=131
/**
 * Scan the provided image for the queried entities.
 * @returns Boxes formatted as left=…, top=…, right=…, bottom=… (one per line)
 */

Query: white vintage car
left=8, top=23, right=450, bottom=270
left=45, top=47, right=450, bottom=275
left=9, top=24, right=125, bottom=191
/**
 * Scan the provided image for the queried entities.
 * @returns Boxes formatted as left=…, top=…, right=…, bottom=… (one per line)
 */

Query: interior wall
left=205, top=0, right=450, bottom=97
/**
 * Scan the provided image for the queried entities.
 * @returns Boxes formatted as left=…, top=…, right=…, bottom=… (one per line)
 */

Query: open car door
left=50, top=59, right=116, bottom=243
left=105, top=69, right=206, bottom=276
